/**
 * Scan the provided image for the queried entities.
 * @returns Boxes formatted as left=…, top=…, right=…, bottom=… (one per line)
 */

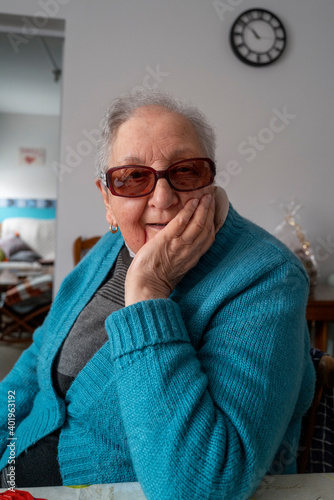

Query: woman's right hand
left=124, top=193, right=215, bottom=306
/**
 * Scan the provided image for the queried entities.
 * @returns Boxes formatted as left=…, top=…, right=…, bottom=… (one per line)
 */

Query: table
left=307, top=284, right=334, bottom=351
left=0, top=269, right=19, bottom=295
left=251, top=473, right=334, bottom=499
left=1, top=474, right=334, bottom=500
left=0, top=264, right=44, bottom=295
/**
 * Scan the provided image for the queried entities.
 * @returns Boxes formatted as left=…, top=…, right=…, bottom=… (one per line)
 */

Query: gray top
left=53, top=244, right=133, bottom=398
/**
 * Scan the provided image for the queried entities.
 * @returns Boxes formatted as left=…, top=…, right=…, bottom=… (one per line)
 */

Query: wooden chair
left=0, top=275, right=53, bottom=343
left=73, top=236, right=101, bottom=266
left=298, top=351, right=334, bottom=473
left=0, top=303, right=51, bottom=343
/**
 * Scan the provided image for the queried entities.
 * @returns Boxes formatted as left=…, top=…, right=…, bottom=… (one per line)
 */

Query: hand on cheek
left=125, top=193, right=215, bottom=306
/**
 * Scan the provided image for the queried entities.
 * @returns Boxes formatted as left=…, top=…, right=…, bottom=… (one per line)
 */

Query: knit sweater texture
left=0, top=205, right=315, bottom=499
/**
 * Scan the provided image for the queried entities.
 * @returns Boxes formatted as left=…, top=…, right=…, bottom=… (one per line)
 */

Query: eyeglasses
left=100, top=158, right=215, bottom=198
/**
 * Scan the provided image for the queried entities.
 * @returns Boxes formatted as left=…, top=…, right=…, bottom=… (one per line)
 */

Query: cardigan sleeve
left=106, top=260, right=315, bottom=500
left=0, top=318, right=47, bottom=456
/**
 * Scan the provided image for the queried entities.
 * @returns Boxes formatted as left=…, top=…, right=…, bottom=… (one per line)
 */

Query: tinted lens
left=109, top=167, right=155, bottom=196
left=169, top=159, right=212, bottom=191
left=105, top=159, right=214, bottom=197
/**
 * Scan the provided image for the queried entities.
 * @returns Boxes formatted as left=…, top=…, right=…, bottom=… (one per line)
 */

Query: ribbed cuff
left=106, top=299, right=190, bottom=361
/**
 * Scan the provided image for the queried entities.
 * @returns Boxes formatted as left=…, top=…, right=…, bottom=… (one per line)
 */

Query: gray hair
left=95, top=89, right=216, bottom=177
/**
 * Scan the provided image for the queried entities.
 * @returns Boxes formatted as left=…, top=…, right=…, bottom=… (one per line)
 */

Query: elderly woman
left=0, top=91, right=314, bottom=499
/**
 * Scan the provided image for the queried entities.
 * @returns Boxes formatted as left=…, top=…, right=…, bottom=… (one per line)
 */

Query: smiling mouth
left=145, top=223, right=169, bottom=242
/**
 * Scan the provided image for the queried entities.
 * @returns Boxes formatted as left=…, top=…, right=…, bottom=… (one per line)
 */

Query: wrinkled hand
left=125, top=193, right=215, bottom=306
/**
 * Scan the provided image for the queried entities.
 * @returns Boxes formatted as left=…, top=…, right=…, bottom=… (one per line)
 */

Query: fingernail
left=204, top=194, right=212, bottom=207
left=192, top=198, right=199, bottom=208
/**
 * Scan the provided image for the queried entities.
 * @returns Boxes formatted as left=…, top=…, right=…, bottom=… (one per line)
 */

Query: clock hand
left=248, top=26, right=274, bottom=41
left=249, top=27, right=261, bottom=39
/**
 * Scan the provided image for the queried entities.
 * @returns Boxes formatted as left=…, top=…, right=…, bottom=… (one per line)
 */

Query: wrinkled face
left=96, top=106, right=214, bottom=254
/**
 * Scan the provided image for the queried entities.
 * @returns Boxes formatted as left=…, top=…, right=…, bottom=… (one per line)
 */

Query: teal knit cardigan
left=0, top=206, right=315, bottom=499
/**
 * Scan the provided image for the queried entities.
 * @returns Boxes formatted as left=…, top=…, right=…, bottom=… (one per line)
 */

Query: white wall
left=1, top=0, right=333, bottom=290
left=0, top=112, right=59, bottom=199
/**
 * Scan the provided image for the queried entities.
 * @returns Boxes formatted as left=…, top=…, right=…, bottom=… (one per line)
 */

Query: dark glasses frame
left=100, top=157, right=216, bottom=198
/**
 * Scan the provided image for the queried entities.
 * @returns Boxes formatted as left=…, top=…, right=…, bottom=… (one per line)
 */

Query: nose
left=147, top=178, right=178, bottom=209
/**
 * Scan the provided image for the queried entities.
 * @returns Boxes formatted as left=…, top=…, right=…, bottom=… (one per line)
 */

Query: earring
left=109, top=224, right=118, bottom=234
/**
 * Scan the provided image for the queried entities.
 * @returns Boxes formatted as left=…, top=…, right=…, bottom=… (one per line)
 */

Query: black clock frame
left=230, top=8, right=287, bottom=67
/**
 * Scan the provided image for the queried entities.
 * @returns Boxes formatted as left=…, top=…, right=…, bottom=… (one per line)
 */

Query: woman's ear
left=95, top=179, right=115, bottom=225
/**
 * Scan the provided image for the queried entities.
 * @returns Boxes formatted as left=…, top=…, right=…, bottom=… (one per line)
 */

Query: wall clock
left=230, top=9, right=287, bottom=66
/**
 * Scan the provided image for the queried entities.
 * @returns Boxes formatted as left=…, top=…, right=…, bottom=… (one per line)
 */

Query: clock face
left=230, top=9, right=287, bottom=66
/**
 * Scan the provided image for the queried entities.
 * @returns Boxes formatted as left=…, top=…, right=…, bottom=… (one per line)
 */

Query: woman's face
left=96, top=106, right=215, bottom=254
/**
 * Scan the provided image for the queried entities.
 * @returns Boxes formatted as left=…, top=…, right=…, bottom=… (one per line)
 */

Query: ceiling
left=0, top=14, right=64, bottom=116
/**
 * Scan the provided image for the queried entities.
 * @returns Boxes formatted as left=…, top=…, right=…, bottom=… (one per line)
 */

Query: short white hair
left=95, top=89, right=216, bottom=177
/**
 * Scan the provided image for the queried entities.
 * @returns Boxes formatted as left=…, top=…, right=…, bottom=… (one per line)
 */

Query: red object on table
left=0, top=490, right=47, bottom=500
